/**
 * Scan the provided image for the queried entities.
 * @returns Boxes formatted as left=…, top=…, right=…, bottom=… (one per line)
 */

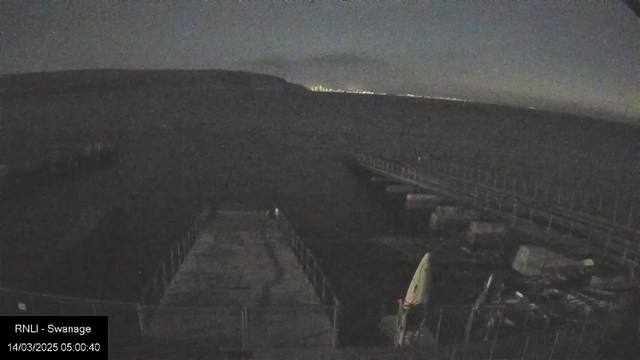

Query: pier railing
left=274, top=209, right=341, bottom=348
left=410, top=154, right=638, bottom=232
left=355, top=154, right=640, bottom=270
left=1, top=205, right=632, bottom=357
left=0, top=205, right=213, bottom=341
left=0, top=287, right=142, bottom=341
left=137, top=206, right=213, bottom=332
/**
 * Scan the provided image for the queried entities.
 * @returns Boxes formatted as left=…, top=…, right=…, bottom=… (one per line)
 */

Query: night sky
left=1, top=1, right=638, bottom=122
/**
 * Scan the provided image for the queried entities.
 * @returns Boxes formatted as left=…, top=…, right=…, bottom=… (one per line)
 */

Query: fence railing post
left=572, top=316, right=589, bottom=360
left=332, top=300, right=340, bottom=348
left=545, top=183, right=550, bottom=201
left=435, top=308, right=443, bottom=345
left=241, top=307, right=248, bottom=350
left=488, top=307, right=505, bottom=360
left=557, top=186, right=562, bottom=205
left=162, top=262, right=167, bottom=290
left=322, top=276, right=326, bottom=303
left=177, top=239, right=182, bottom=265
left=520, top=335, right=530, bottom=360
left=137, top=304, right=146, bottom=336
left=29, top=295, right=36, bottom=315
left=547, top=330, right=560, bottom=360
left=171, top=250, right=175, bottom=278
left=570, top=192, right=575, bottom=210
left=598, top=198, right=603, bottom=214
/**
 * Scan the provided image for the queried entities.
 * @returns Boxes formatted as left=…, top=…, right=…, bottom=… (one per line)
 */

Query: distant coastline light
left=306, top=85, right=462, bottom=101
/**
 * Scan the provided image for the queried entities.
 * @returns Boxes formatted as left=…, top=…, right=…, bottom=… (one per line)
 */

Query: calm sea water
left=2, top=86, right=638, bottom=305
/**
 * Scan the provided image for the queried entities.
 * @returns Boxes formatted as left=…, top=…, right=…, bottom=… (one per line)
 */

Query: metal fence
left=356, top=154, right=640, bottom=270
left=137, top=207, right=212, bottom=327
left=410, top=313, right=615, bottom=360
left=274, top=209, right=341, bottom=347
left=0, top=206, right=212, bottom=342
left=0, top=287, right=143, bottom=340
left=413, top=154, right=638, bottom=232
left=0, top=202, right=630, bottom=358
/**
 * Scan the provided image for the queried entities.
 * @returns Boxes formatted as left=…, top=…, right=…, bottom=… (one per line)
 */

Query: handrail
left=354, top=154, right=639, bottom=269
left=368, top=154, right=638, bottom=233
left=0, top=287, right=138, bottom=307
